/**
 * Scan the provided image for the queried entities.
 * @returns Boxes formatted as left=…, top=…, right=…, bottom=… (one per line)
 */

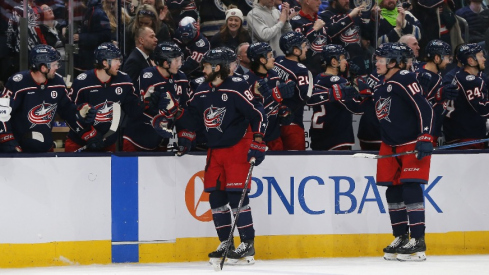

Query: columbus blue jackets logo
left=375, top=97, right=392, bottom=122
left=204, top=105, right=226, bottom=132
left=28, top=101, right=57, bottom=128
left=312, top=35, right=328, bottom=52
left=340, top=26, right=360, bottom=45
left=93, top=100, right=116, bottom=125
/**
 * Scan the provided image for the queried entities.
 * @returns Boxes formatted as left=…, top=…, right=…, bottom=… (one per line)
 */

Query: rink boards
left=0, top=152, right=488, bottom=267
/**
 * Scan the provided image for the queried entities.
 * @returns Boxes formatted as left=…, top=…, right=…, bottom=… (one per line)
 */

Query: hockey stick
left=352, top=137, right=489, bottom=159
left=75, top=102, right=121, bottom=152
left=213, top=160, right=255, bottom=272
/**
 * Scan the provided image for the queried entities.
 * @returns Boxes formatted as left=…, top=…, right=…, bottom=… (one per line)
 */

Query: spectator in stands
left=40, top=4, right=66, bottom=74
left=210, top=6, right=251, bottom=50
left=1, top=2, right=15, bottom=85
left=102, top=0, right=132, bottom=46
left=123, top=26, right=158, bottom=83
left=247, top=0, right=293, bottom=57
left=73, top=0, right=111, bottom=75
left=236, top=42, right=251, bottom=74
left=156, top=4, right=173, bottom=43
left=399, top=34, right=421, bottom=70
left=455, top=0, right=487, bottom=44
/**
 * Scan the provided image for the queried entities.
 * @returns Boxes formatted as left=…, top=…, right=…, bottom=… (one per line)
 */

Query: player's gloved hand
left=176, top=130, right=195, bottom=156
left=275, top=80, right=296, bottom=100
left=417, top=72, right=432, bottom=94
left=152, top=114, right=174, bottom=138
left=436, top=84, right=459, bottom=101
left=76, top=103, right=97, bottom=124
left=348, top=62, right=361, bottom=75
left=247, top=134, right=266, bottom=166
left=415, top=133, right=434, bottom=160
left=81, top=126, right=105, bottom=151
left=353, top=77, right=372, bottom=97
left=0, top=133, right=22, bottom=152
left=278, top=105, right=294, bottom=125
left=329, top=83, right=358, bottom=101
left=257, top=79, right=272, bottom=98
left=159, top=92, right=179, bottom=117
left=0, top=97, right=12, bottom=122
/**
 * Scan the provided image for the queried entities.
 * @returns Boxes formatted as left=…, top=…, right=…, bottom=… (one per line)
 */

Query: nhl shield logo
left=204, top=105, right=226, bottom=132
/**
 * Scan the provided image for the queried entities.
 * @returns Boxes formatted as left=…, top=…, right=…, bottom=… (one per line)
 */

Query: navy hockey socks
left=211, top=205, right=232, bottom=241
left=229, top=192, right=255, bottom=241
left=402, top=182, right=425, bottom=238
left=386, top=185, right=409, bottom=237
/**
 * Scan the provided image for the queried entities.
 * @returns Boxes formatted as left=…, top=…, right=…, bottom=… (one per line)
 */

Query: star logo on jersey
left=93, top=100, right=115, bottom=125
left=375, top=97, right=392, bottom=122
left=204, top=105, right=226, bottom=132
left=340, top=26, right=360, bottom=45
left=28, top=101, right=57, bottom=129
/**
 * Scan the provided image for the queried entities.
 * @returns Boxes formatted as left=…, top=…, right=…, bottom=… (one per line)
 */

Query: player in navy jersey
left=273, top=31, right=312, bottom=150
left=308, top=44, right=364, bottom=150
left=444, top=43, right=489, bottom=149
left=174, top=48, right=267, bottom=265
left=122, top=42, right=189, bottom=152
left=0, top=45, right=96, bottom=153
left=373, top=42, right=434, bottom=262
left=415, top=40, right=458, bottom=144
left=65, top=42, right=148, bottom=152
left=245, top=42, right=295, bottom=151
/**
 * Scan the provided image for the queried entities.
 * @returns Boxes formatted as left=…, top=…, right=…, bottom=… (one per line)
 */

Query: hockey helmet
left=247, top=42, right=273, bottom=62
left=374, top=42, right=405, bottom=65
left=176, top=16, right=198, bottom=44
left=220, top=46, right=237, bottom=62
left=154, top=42, right=182, bottom=67
left=457, top=43, right=484, bottom=66
left=399, top=43, right=415, bottom=59
left=279, top=31, right=308, bottom=55
left=29, top=44, right=61, bottom=70
left=321, top=44, right=348, bottom=65
left=202, top=48, right=229, bottom=68
left=94, top=42, right=122, bottom=65
left=425, top=39, right=451, bottom=60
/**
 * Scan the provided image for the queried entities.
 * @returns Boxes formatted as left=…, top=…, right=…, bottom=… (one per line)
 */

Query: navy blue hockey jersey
left=415, top=66, right=445, bottom=138
left=374, top=70, right=433, bottom=146
left=1, top=71, right=80, bottom=152
left=174, top=33, right=210, bottom=78
left=357, top=72, right=382, bottom=144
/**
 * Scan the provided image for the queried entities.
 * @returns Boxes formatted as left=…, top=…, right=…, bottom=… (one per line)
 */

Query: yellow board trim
left=0, top=240, right=112, bottom=268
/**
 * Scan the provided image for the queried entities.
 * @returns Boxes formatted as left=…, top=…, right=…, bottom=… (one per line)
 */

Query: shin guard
left=386, top=186, right=409, bottom=236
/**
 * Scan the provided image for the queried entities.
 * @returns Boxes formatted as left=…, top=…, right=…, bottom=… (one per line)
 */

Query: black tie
left=147, top=57, right=152, bottom=66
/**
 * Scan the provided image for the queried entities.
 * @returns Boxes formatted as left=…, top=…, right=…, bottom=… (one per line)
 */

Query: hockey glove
left=353, top=77, right=373, bottom=97
left=76, top=103, right=97, bottom=124
left=152, top=114, right=174, bottom=139
left=329, top=83, right=358, bottom=101
left=247, top=137, right=266, bottom=166
left=0, top=97, right=12, bottom=122
left=257, top=79, right=272, bottom=98
left=0, top=133, right=22, bottom=153
left=415, top=133, right=434, bottom=160
left=348, top=62, right=361, bottom=76
left=278, top=105, right=294, bottom=125
left=417, top=72, right=432, bottom=94
left=274, top=80, right=296, bottom=102
left=159, top=92, right=179, bottom=117
left=81, top=126, right=105, bottom=151
left=177, top=130, right=195, bottom=156
left=435, top=84, right=459, bottom=101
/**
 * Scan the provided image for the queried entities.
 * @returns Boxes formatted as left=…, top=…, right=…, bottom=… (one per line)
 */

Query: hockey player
left=173, top=16, right=211, bottom=79
left=122, top=42, right=189, bottom=151
left=443, top=43, right=489, bottom=149
left=415, top=40, right=458, bottom=143
left=308, top=44, right=364, bottom=150
left=273, top=31, right=312, bottom=150
left=245, top=42, right=295, bottom=150
left=173, top=48, right=267, bottom=265
left=0, top=44, right=96, bottom=153
left=373, top=42, right=434, bottom=261
left=65, top=42, right=148, bottom=152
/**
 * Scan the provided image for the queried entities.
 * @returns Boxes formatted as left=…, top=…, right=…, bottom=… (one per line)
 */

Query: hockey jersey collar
left=94, top=69, right=113, bottom=88
left=299, top=10, right=317, bottom=22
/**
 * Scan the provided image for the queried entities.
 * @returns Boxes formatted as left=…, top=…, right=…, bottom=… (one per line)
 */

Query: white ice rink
left=2, top=255, right=489, bottom=275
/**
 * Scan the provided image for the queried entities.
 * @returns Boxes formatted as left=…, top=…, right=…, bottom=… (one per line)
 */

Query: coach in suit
left=123, top=26, right=158, bottom=83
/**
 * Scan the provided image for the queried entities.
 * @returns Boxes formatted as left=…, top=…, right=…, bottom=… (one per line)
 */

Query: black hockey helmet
left=279, top=31, right=308, bottom=55
left=457, top=43, right=484, bottom=66
left=425, top=39, right=451, bottom=60
left=247, top=42, right=273, bottom=62
left=202, top=48, right=229, bottom=68
left=321, top=44, right=348, bottom=65
left=154, top=42, right=182, bottom=67
left=29, top=44, right=61, bottom=70
left=374, top=42, right=405, bottom=65
left=399, top=43, right=415, bottom=59
left=219, top=46, right=237, bottom=62
left=176, top=16, right=198, bottom=44
left=94, top=42, right=122, bottom=65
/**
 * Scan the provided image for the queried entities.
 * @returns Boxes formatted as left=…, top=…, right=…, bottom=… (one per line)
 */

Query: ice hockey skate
left=208, top=240, right=234, bottom=266
left=396, top=236, right=427, bottom=262
left=383, top=234, right=409, bottom=260
left=226, top=240, right=255, bottom=265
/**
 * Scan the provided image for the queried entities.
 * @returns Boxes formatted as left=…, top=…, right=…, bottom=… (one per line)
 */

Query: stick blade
left=352, top=153, right=379, bottom=159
